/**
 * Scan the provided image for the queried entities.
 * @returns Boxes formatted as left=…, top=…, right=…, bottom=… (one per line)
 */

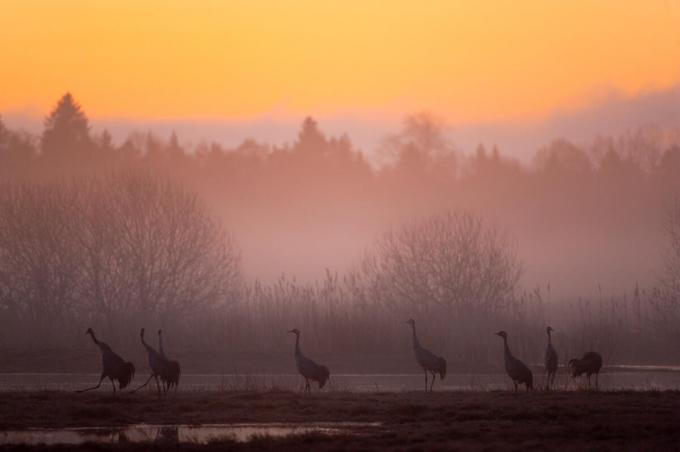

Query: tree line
left=0, top=94, right=679, bottom=370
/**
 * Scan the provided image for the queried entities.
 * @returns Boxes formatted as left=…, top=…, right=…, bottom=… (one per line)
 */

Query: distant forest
left=1, top=93, right=680, bottom=371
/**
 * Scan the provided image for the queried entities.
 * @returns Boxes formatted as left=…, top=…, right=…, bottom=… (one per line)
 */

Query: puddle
left=0, top=423, right=374, bottom=446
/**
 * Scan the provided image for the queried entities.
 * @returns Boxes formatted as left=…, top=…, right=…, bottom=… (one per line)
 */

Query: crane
left=77, top=328, right=135, bottom=394
left=495, top=330, right=533, bottom=391
left=132, top=328, right=166, bottom=396
left=406, top=319, right=446, bottom=392
left=158, top=329, right=181, bottom=393
left=568, top=351, right=603, bottom=389
left=545, top=326, right=558, bottom=390
left=288, top=328, right=329, bottom=393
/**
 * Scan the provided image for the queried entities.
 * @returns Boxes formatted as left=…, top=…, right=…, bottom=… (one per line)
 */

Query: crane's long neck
left=294, top=333, right=301, bottom=357
left=140, top=331, right=153, bottom=353
left=410, top=323, right=421, bottom=350
left=503, top=336, right=512, bottom=360
left=158, top=332, right=165, bottom=356
left=87, top=331, right=99, bottom=346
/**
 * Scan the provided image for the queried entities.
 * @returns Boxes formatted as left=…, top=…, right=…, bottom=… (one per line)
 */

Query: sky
left=2, top=0, right=680, bottom=157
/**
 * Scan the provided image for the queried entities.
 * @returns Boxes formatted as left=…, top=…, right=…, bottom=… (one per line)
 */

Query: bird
left=287, top=328, right=329, bottom=393
left=132, top=328, right=166, bottom=396
left=405, top=319, right=446, bottom=392
left=158, top=329, right=181, bottom=393
left=495, top=330, right=533, bottom=391
left=77, top=328, right=135, bottom=394
left=568, top=351, right=603, bottom=389
left=545, top=326, right=558, bottom=390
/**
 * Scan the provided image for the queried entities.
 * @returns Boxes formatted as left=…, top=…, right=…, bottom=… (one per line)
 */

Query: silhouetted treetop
left=534, top=138, right=592, bottom=176
left=41, top=92, right=91, bottom=158
left=295, top=116, right=326, bottom=154
left=381, top=112, right=455, bottom=173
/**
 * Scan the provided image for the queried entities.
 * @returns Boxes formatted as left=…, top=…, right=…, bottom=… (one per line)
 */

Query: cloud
left=452, top=84, right=680, bottom=160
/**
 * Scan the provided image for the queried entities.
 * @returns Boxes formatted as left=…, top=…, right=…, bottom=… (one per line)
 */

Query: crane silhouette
left=288, top=328, right=329, bottom=393
left=406, top=319, right=446, bottom=392
left=77, top=328, right=135, bottom=394
left=545, top=326, right=558, bottom=390
left=158, top=329, right=181, bottom=393
left=569, top=351, right=603, bottom=389
left=132, top=328, right=166, bottom=396
left=495, top=331, right=533, bottom=391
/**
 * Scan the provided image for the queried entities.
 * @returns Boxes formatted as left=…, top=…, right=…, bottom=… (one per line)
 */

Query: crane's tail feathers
left=172, top=362, right=181, bottom=387
left=317, top=366, right=330, bottom=389
left=119, top=362, right=135, bottom=389
left=438, top=357, right=447, bottom=380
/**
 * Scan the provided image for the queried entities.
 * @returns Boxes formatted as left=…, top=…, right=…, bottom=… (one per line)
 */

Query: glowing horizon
left=2, top=0, right=679, bottom=124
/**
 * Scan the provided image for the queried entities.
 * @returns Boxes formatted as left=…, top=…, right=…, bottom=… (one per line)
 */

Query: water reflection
left=0, top=423, right=360, bottom=446
left=0, top=370, right=680, bottom=392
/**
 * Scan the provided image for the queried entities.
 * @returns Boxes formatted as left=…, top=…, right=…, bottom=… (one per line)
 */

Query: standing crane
left=158, top=329, right=181, bottom=393
left=405, top=319, right=446, bottom=392
left=568, top=351, right=603, bottom=389
left=132, top=328, right=166, bottom=396
left=495, top=330, right=533, bottom=391
left=545, top=326, right=558, bottom=390
left=77, top=328, right=135, bottom=394
left=288, top=328, right=330, bottom=393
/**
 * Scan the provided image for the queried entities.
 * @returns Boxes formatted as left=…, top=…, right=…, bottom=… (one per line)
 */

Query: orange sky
left=2, top=0, right=679, bottom=123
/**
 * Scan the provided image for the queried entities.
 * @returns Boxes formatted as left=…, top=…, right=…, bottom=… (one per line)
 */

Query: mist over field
left=1, top=93, right=680, bottom=374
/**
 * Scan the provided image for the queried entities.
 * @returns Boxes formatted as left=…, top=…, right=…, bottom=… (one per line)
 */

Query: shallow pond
left=0, top=423, right=375, bottom=446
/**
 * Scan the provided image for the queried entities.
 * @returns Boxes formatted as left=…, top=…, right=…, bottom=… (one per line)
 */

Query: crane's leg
left=76, top=374, right=106, bottom=393
left=430, top=372, right=436, bottom=392
left=587, top=374, right=591, bottom=389
left=305, top=378, right=310, bottom=394
left=513, top=382, right=518, bottom=392
left=132, top=374, right=156, bottom=393
left=110, top=377, right=117, bottom=394
left=423, top=370, right=428, bottom=392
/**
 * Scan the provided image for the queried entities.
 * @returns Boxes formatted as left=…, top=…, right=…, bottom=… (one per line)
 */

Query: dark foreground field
left=1, top=390, right=679, bottom=451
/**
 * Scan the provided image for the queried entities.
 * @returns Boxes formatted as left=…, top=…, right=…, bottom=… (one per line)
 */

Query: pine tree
left=41, top=93, right=92, bottom=160
left=296, top=117, right=326, bottom=155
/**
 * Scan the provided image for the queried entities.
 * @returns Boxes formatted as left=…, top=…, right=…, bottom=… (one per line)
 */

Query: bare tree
left=77, top=172, right=242, bottom=333
left=0, top=182, right=83, bottom=343
left=0, top=172, right=242, bottom=347
left=361, top=211, right=521, bottom=315
left=652, top=200, right=680, bottom=337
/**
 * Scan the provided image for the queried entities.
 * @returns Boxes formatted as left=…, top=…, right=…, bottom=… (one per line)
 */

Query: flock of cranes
left=78, top=322, right=603, bottom=394
left=494, top=326, right=602, bottom=392
left=77, top=328, right=180, bottom=395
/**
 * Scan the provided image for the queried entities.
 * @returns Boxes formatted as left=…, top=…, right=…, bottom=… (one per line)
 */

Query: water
left=0, top=423, right=366, bottom=446
left=0, top=367, right=679, bottom=392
